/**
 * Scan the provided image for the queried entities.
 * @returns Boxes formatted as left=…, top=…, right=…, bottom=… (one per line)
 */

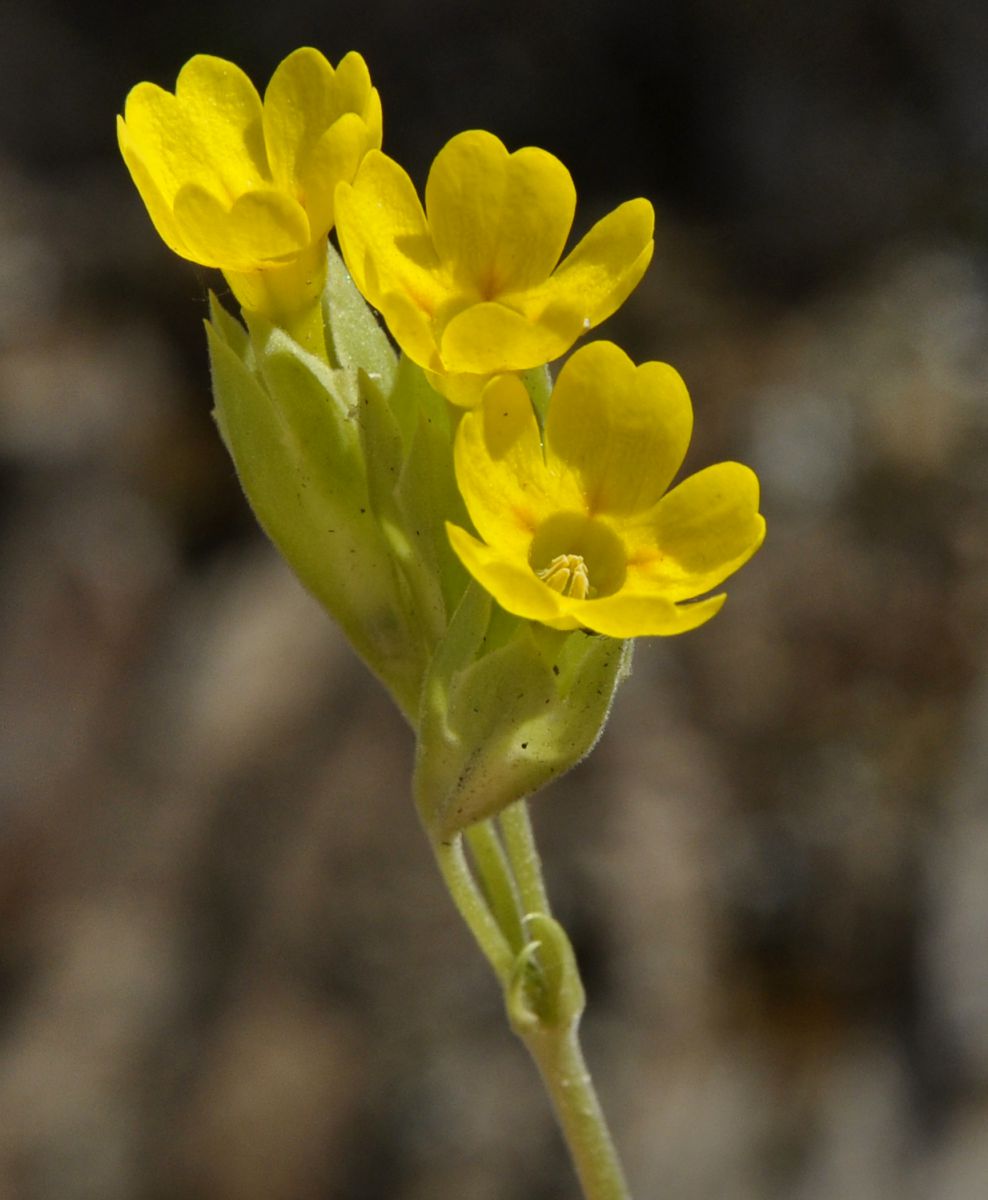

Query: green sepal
left=323, top=241, right=397, bottom=392
left=350, top=359, right=447, bottom=652
left=208, top=293, right=251, bottom=361
left=206, top=306, right=427, bottom=721
left=353, top=354, right=471, bottom=656
left=392, top=357, right=471, bottom=627
left=414, top=583, right=633, bottom=838
left=521, top=363, right=553, bottom=427
left=507, top=914, right=586, bottom=1034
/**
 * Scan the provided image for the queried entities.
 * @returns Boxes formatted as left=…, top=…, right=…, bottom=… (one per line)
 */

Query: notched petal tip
left=172, top=184, right=310, bottom=270
left=333, top=49, right=374, bottom=106
left=425, top=130, right=576, bottom=300
left=440, top=302, right=570, bottom=375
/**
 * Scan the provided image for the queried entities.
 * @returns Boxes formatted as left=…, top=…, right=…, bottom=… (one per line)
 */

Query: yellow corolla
left=335, top=130, right=654, bottom=404
left=446, top=342, right=765, bottom=636
left=118, top=48, right=381, bottom=321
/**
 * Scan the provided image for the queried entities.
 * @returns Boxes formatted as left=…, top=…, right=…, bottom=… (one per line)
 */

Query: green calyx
left=208, top=241, right=630, bottom=825
left=413, top=582, right=632, bottom=838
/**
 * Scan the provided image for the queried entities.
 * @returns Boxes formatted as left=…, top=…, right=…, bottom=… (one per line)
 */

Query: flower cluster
left=119, top=47, right=763, bottom=650
left=120, top=49, right=764, bottom=832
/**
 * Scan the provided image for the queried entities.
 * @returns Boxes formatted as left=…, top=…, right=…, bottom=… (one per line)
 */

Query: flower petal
left=263, top=47, right=341, bottom=194
left=425, top=130, right=576, bottom=297
left=173, top=55, right=268, bottom=195
left=335, top=151, right=446, bottom=320
left=446, top=524, right=579, bottom=630
left=117, top=114, right=191, bottom=259
left=426, top=370, right=490, bottom=408
left=376, top=290, right=444, bottom=372
left=361, top=82, right=383, bottom=151
left=628, top=462, right=766, bottom=599
left=455, top=374, right=564, bottom=551
left=332, top=50, right=376, bottom=119
left=545, top=341, right=693, bottom=515
left=439, top=301, right=571, bottom=374
left=262, top=47, right=379, bottom=224
left=173, top=185, right=310, bottom=270
left=518, top=198, right=654, bottom=337
left=298, top=112, right=374, bottom=236
left=570, top=591, right=726, bottom=637
left=121, top=81, right=206, bottom=205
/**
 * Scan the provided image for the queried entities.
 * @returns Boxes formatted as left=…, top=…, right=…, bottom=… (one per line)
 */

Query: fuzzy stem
left=430, top=833, right=515, bottom=981
left=519, top=1023, right=632, bottom=1200
left=465, top=821, right=526, bottom=952
left=431, top=806, right=633, bottom=1200
left=498, top=800, right=551, bottom=917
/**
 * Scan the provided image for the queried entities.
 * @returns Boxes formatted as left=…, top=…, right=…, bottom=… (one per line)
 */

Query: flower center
left=538, top=554, right=592, bottom=599
left=529, top=513, right=627, bottom=601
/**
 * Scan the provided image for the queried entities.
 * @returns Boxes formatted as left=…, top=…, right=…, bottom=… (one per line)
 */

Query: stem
left=431, top=834, right=514, bottom=981
left=498, top=800, right=551, bottom=917
left=432, top=807, right=634, bottom=1200
left=465, top=821, right=525, bottom=952
left=520, top=1024, right=632, bottom=1200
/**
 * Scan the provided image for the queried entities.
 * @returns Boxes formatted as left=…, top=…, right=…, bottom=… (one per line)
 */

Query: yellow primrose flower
left=118, top=48, right=381, bottom=328
left=446, top=342, right=765, bottom=637
left=334, top=130, right=654, bottom=404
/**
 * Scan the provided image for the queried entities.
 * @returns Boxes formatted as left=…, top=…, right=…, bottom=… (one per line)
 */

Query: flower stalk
left=520, top=1022, right=631, bottom=1200
left=433, top=801, right=631, bottom=1200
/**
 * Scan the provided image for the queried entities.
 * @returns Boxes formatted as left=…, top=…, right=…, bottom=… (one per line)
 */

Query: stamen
left=537, top=553, right=591, bottom=600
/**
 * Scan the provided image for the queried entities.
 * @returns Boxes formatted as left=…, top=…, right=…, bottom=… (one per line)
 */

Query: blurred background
left=2, top=1, right=988, bottom=1196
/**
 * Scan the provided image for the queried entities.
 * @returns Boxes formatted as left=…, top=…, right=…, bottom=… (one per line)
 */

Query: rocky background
left=2, top=1, right=988, bottom=1197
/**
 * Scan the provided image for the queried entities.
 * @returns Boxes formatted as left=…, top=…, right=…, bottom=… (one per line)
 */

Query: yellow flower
left=335, top=130, right=654, bottom=404
left=446, top=342, right=765, bottom=636
left=118, top=48, right=381, bottom=325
